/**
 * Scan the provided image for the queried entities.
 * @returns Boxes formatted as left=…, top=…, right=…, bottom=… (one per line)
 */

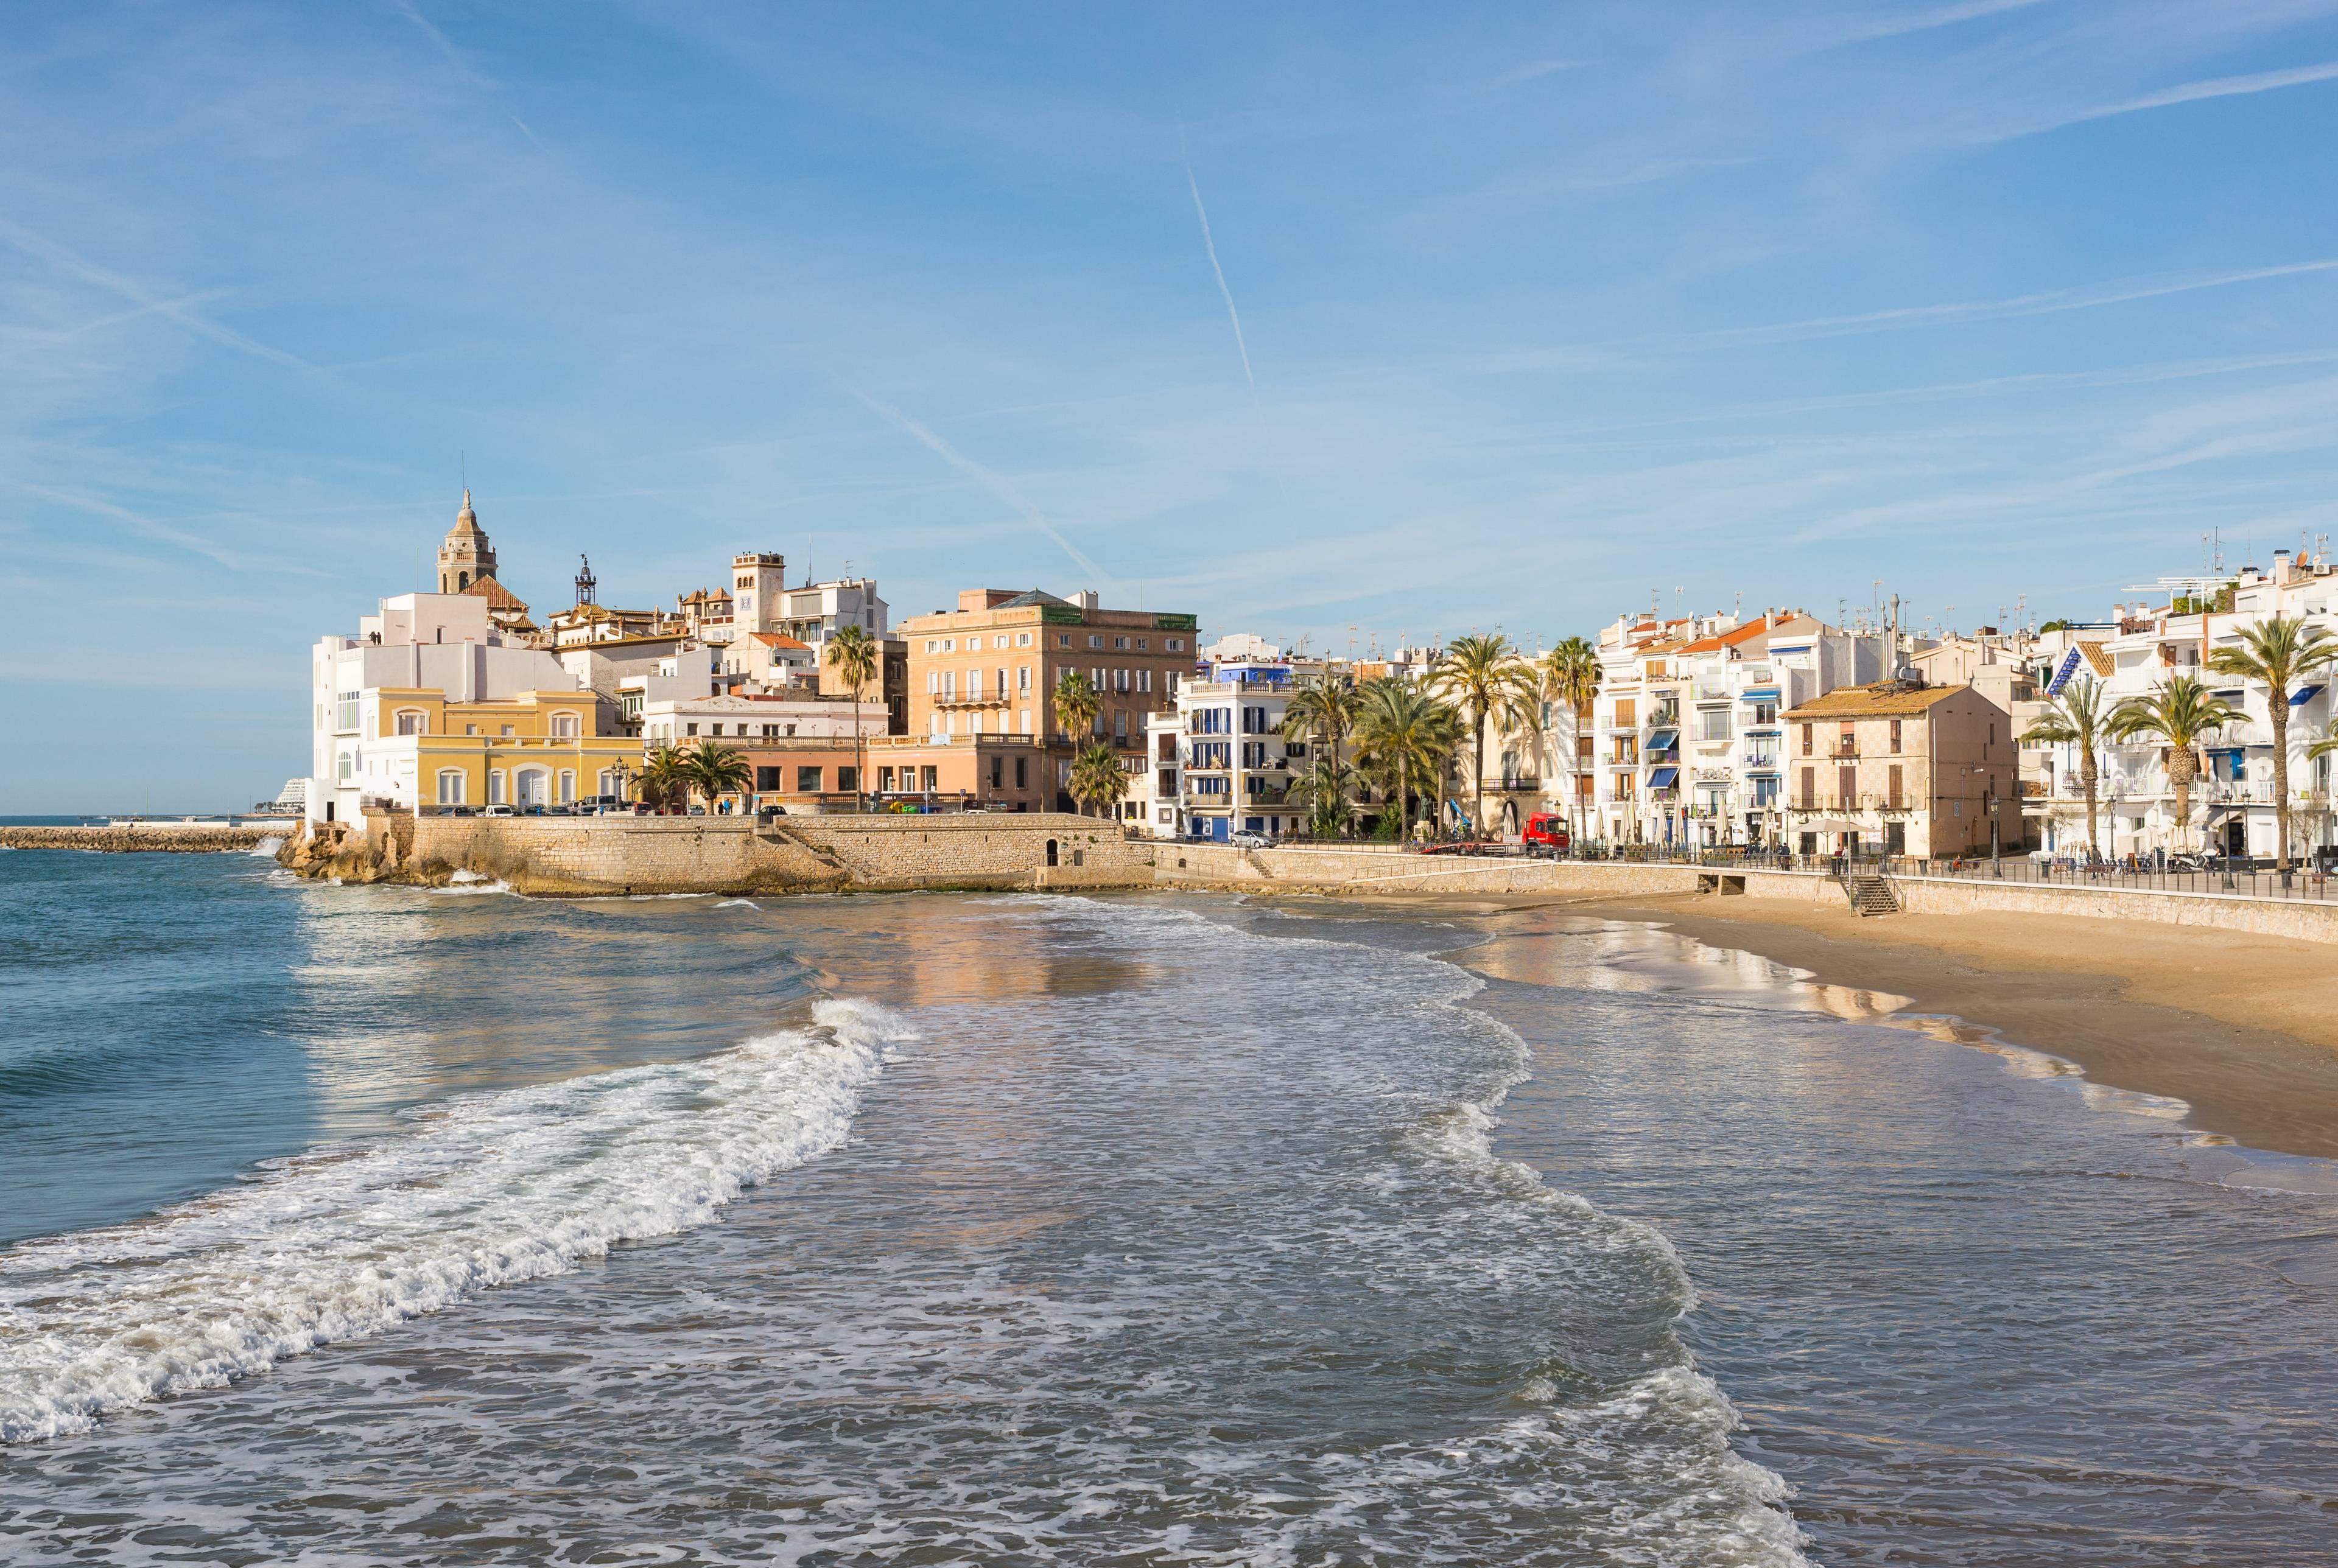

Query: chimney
left=1076, top=589, right=1100, bottom=612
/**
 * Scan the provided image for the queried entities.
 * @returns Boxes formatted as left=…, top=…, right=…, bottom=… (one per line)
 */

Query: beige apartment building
left=900, top=589, right=1199, bottom=812
left=1782, top=680, right=2021, bottom=859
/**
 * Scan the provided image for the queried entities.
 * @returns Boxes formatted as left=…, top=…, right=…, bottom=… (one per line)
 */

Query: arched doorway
left=1045, top=838, right=1059, bottom=867
left=515, top=768, right=549, bottom=808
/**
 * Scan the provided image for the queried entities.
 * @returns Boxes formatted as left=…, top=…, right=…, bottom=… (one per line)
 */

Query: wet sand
left=1484, top=894, right=2338, bottom=1162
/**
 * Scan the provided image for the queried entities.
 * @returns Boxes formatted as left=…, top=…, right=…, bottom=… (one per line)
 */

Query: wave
left=0, top=998, right=907, bottom=1443
left=247, top=836, right=284, bottom=856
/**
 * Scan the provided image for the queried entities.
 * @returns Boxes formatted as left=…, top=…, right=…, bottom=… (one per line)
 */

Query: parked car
left=484, top=804, right=516, bottom=818
left=1229, top=829, right=1272, bottom=849
left=447, top=805, right=476, bottom=818
left=756, top=803, right=788, bottom=817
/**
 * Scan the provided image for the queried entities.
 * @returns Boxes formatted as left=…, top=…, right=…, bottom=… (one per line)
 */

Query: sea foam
left=0, top=998, right=906, bottom=1443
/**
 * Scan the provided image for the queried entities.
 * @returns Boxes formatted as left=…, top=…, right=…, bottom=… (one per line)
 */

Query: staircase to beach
left=1841, top=871, right=1900, bottom=917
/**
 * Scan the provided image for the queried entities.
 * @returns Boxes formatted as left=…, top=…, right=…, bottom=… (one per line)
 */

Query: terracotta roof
left=461, top=575, right=528, bottom=610
left=749, top=632, right=811, bottom=650
left=2079, top=640, right=2113, bottom=676
left=1785, top=682, right=1965, bottom=719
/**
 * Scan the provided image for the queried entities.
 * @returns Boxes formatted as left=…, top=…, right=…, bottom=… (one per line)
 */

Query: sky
left=10, top=1, right=2338, bottom=810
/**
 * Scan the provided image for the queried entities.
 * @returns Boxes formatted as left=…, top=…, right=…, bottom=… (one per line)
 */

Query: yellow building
left=356, top=686, right=639, bottom=810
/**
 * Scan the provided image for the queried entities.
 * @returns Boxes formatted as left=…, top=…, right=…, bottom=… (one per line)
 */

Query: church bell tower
left=437, top=490, right=499, bottom=593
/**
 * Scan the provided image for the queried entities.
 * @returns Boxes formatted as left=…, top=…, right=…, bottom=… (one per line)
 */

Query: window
left=1241, top=740, right=1267, bottom=766
left=1889, top=719, right=1902, bottom=754
left=1017, top=632, right=1033, bottom=648
left=686, top=723, right=699, bottom=737
left=1019, top=709, right=1032, bottom=734
left=762, top=724, right=779, bottom=739
left=1138, top=670, right=1152, bottom=694
left=838, top=767, right=858, bottom=792
left=1115, top=668, right=1130, bottom=693
left=796, top=766, right=823, bottom=792
left=500, top=725, right=514, bottom=738
left=757, top=766, right=782, bottom=791
left=1887, top=764, right=1903, bottom=808
left=1699, top=710, right=1730, bottom=742
left=1753, top=702, right=1777, bottom=725
left=393, top=709, right=425, bottom=737
left=337, top=751, right=354, bottom=783
left=1616, top=699, right=1637, bottom=728
left=1800, top=723, right=1813, bottom=757
left=942, top=639, right=955, bottom=653
left=435, top=771, right=466, bottom=805
left=1089, top=634, right=1104, bottom=649
left=1838, top=765, right=1857, bottom=805
left=996, top=668, right=1006, bottom=699
left=558, top=771, right=575, bottom=805
left=1115, top=710, right=1130, bottom=743
left=925, top=639, right=938, bottom=653
left=1017, top=666, right=1032, bottom=693
left=1136, top=637, right=1149, bottom=651
left=1015, top=756, right=1028, bottom=788
left=465, top=723, right=478, bottom=736
left=1839, top=723, right=1855, bottom=756
left=967, top=668, right=983, bottom=698
left=922, top=765, right=939, bottom=790
left=335, top=691, right=360, bottom=731
left=1057, top=634, right=1072, bottom=648
left=1166, top=638, right=1185, bottom=653
left=490, top=771, right=506, bottom=805
left=989, top=756, right=1004, bottom=789
left=1114, top=636, right=1130, bottom=650
left=1646, top=661, right=1666, bottom=678
left=928, top=670, right=940, bottom=694
left=1799, top=766, right=1815, bottom=808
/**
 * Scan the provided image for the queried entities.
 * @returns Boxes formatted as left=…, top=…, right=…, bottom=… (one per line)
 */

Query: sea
left=2, top=842, right=2335, bottom=1566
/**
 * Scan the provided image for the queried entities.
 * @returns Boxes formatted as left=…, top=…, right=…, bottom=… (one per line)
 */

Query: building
left=1781, top=678, right=2020, bottom=859
left=307, top=590, right=637, bottom=825
left=899, top=589, right=1199, bottom=812
left=639, top=691, right=883, bottom=747
left=1146, top=644, right=1313, bottom=841
left=2015, top=552, right=2338, bottom=862
left=1586, top=608, right=1892, bottom=848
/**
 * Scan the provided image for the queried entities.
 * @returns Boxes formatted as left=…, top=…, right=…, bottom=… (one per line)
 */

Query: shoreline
left=1469, top=892, right=2338, bottom=1164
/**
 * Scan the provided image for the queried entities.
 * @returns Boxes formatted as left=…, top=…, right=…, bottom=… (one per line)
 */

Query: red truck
left=1522, top=813, right=1571, bottom=854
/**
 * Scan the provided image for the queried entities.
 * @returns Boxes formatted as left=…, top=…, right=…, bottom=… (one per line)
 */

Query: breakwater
left=0, top=825, right=279, bottom=853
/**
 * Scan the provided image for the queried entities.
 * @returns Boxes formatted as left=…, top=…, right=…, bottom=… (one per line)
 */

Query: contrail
left=1184, top=164, right=1255, bottom=390
left=0, top=221, right=315, bottom=372
left=853, top=393, right=1107, bottom=583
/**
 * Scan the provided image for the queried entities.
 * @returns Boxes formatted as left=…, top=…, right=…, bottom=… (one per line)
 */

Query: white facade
left=2023, top=554, right=2338, bottom=862
left=1152, top=652, right=1309, bottom=841
left=641, top=692, right=886, bottom=746
left=309, top=592, right=586, bottom=828
left=1587, top=609, right=1889, bottom=849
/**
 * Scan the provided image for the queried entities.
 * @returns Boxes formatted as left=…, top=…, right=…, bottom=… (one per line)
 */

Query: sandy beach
left=1464, top=893, right=2338, bottom=1163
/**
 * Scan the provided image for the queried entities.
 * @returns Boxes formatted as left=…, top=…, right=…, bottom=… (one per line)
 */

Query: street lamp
left=611, top=757, right=632, bottom=815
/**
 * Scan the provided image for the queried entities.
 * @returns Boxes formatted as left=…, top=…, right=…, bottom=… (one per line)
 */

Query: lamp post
left=1988, top=780, right=2002, bottom=877
left=611, top=758, right=632, bottom=816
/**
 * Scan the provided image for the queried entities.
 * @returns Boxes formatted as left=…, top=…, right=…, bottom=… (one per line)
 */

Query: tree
left=683, top=738, right=754, bottom=813
left=1428, top=633, right=1537, bottom=838
left=1353, top=678, right=1464, bottom=842
left=1277, top=674, right=1364, bottom=836
left=2205, top=615, right=2338, bottom=871
left=2110, top=675, right=2244, bottom=855
left=1050, top=670, right=1103, bottom=811
left=1287, top=754, right=1363, bottom=840
left=823, top=623, right=881, bottom=811
left=2020, top=674, right=2113, bottom=863
left=639, top=743, right=690, bottom=814
left=1068, top=741, right=1130, bottom=819
left=1539, top=636, right=1601, bottom=845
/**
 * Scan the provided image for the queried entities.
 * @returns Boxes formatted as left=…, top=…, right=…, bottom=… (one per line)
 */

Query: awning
left=1739, top=687, right=1780, bottom=701
left=1796, top=816, right=1863, bottom=833
left=1647, top=728, right=1678, bottom=749
left=2292, top=684, right=2325, bottom=706
left=1648, top=766, right=1679, bottom=787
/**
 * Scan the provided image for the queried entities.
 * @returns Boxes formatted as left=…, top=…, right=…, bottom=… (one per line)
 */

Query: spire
left=454, top=488, right=479, bottom=533
left=575, top=552, right=597, bottom=606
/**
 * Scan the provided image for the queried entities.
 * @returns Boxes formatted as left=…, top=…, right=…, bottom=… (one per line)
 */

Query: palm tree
left=639, top=743, right=690, bottom=814
left=2110, top=675, right=2244, bottom=855
left=823, top=623, right=881, bottom=812
left=1068, top=741, right=1130, bottom=819
left=2205, top=615, right=2338, bottom=870
left=1353, top=679, right=1464, bottom=841
left=1429, top=633, right=1537, bottom=838
left=683, top=739, right=754, bottom=814
left=1050, top=670, right=1102, bottom=812
left=1540, top=637, right=1601, bottom=845
left=1287, top=754, right=1363, bottom=840
left=2020, top=674, right=2113, bottom=863
left=1277, top=674, right=1363, bottom=835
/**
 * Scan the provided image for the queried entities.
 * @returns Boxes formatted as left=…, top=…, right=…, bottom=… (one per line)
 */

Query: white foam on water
left=247, top=836, right=284, bottom=856
left=714, top=898, right=760, bottom=909
left=0, top=998, right=908, bottom=1443
left=429, top=876, right=514, bottom=896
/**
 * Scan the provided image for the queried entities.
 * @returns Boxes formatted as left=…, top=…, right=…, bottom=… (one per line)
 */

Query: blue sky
left=10, top=2, right=2338, bottom=810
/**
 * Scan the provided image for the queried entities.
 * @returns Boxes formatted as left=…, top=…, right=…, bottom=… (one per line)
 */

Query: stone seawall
left=279, top=812, right=1156, bottom=896
left=1152, top=842, right=1707, bottom=898
left=1, top=825, right=277, bottom=853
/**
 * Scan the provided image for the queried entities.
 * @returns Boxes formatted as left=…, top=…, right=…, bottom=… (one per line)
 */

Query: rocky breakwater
left=1, top=824, right=279, bottom=853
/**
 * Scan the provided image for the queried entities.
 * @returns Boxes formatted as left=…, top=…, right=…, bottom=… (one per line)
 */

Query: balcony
left=1492, top=775, right=1542, bottom=791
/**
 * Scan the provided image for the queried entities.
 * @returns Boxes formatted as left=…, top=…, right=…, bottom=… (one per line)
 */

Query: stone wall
left=0, top=825, right=276, bottom=853
left=281, top=811, right=1157, bottom=896
left=1152, top=843, right=1705, bottom=897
